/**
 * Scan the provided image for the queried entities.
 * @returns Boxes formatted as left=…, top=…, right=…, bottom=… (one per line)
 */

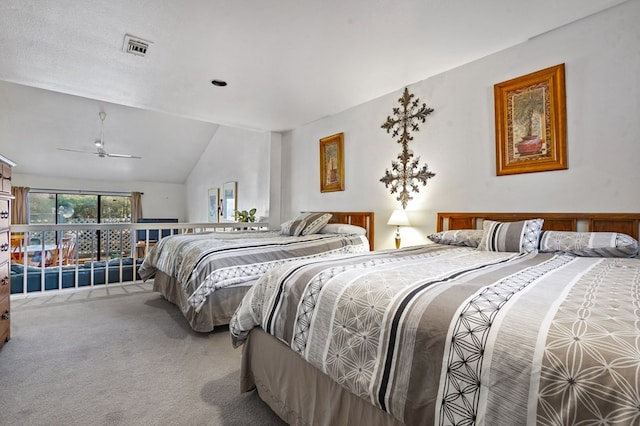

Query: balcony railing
left=9, top=221, right=267, bottom=296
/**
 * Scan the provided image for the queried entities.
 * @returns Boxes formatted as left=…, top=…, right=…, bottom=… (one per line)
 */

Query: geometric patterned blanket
left=230, top=244, right=640, bottom=425
left=138, top=230, right=369, bottom=312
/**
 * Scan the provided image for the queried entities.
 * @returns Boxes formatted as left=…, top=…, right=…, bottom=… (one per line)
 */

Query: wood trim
left=437, top=212, right=640, bottom=240
left=328, top=212, right=375, bottom=251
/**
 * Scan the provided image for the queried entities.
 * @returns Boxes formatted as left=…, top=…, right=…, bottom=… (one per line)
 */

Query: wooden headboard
left=328, top=211, right=375, bottom=251
left=437, top=212, right=640, bottom=240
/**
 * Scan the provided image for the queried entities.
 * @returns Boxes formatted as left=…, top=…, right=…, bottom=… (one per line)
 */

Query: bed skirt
left=241, top=327, right=403, bottom=426
left=152, top=271, right=251, bottom=332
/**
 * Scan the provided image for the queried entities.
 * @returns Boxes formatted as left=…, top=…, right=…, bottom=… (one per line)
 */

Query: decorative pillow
left=318, top=223, right=367, bottom=235
left=280, top=218, right=307, bottom=237
left=539, top=231, right=639, bottom=257
left=427, top=229, right=484, bottom=248
left=477, top=219, right=544, bottom=253
left=300, top=212, right=333, bottom=235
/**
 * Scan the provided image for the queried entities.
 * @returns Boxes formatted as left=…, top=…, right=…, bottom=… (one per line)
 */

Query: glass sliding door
left=100, top=196, right=132, bottom=258
left=57, top=194, right=98, bottom=260
left=28, top=192, right=133, bottom=261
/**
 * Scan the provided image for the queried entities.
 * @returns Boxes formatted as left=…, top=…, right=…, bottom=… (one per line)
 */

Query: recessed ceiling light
left=211, top=79, right=227, bottom=87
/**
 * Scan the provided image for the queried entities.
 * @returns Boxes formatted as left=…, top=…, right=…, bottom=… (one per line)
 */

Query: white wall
left=185, top=125, right=272, bottom=223
left=282, top=1, right=640, bottom=250
left=12, top=174, right=187, bottom=219
left=267, top=132, right=283, bottom=228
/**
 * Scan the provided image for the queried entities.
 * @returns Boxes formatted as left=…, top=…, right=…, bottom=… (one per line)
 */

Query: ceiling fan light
left=58, top=111, right=141, bottom=159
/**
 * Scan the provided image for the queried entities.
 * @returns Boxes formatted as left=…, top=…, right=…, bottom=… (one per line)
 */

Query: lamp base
left=394, top=225, right=402, bottom=249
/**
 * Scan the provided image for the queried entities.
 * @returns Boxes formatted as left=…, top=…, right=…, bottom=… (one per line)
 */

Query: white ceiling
left=0, top=0, right=628, bottom=183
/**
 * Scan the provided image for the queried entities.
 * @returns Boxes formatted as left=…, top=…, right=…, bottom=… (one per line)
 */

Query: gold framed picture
left=494, top=64, right=567, bottom=176
left=319, top=132, right=344, bottom=192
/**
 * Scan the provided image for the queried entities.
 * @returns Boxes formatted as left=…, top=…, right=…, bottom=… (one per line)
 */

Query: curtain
left=131, top=191, right=143, bottom=223
left=11, top=186, right=30, bottom=224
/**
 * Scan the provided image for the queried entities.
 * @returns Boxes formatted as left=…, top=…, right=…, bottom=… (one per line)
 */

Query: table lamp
left=387, top=209, right=410, bottom=249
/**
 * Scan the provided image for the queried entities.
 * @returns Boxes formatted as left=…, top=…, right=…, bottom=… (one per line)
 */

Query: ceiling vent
left=123, top=34, right=151, bottom=57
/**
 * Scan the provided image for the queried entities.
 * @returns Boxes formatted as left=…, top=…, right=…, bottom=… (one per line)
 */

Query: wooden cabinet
left=0, top=154, right=15, bottom=350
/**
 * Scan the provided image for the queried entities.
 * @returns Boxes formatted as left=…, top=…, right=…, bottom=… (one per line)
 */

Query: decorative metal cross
left=380, top=87, right=435, bottom=209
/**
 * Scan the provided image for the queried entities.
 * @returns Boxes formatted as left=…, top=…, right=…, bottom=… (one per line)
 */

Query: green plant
left=234, top=208, right=257, bottom=222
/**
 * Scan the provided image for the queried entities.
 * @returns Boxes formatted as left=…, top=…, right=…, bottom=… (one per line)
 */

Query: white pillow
left=318, top=223, right=367, bottom=235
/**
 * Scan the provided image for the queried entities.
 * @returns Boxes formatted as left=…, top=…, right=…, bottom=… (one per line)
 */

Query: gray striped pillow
left=428, top=230, right=484, bottom=248
left=280, top=212, right=334, bottom=236
left=539, top=231, right=639, bottom=257
left=300, top=212, right=333, bottom=235
left=477, top=219, right=544, bottom=253
left=280, top=218, right=307, bottom=236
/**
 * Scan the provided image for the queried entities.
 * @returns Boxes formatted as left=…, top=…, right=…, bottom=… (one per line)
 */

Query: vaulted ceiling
left=0, top=0, right=627, bottom=183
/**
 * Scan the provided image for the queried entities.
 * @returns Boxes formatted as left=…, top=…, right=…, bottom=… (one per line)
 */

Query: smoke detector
left=123, top=34, right=151, bottom=57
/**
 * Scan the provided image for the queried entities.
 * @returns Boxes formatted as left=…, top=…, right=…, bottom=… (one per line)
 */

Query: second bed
left=139, top=211, right=374, bottom=332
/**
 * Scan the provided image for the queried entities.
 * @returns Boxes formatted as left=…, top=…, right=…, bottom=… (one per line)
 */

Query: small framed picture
left=319, top=132, right=345, bottom=192
left=207, top=188, right=219, bottom=222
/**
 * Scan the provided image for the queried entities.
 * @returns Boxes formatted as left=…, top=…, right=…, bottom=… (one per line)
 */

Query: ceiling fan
left=57, top=112, right=142, bottom=159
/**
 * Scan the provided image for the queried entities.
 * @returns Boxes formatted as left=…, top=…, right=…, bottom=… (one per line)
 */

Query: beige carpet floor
left=0, top=283, right=286, bottom=426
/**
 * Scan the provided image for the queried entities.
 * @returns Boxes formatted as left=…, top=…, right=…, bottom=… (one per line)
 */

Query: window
left=28, top=192, right=132, bottom=260
left=57, top=194, right=98, bottom=223
left=29, top=193, right=130, bottom=224
left=101, top=196, right=132, bottom=224
left=29, top=193, right=56, bottom=224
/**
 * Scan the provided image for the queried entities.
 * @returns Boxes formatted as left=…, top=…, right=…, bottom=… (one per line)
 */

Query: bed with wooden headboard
left=437, top=212, right=640, bottom=239
left=231, top=210, right=640, bottom=426
left=142, top=211, right=375, bottom=332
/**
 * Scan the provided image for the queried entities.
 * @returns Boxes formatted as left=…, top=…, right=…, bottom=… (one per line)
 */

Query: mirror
left=222, top=182, right=237, bottom=222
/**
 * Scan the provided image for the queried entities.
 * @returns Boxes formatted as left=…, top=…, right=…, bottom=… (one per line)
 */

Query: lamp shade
left=387, top=209, right=410, bottom=226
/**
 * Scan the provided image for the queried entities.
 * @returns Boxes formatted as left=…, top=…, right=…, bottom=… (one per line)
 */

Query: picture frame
left=221, top=182, right=237, bottom=222
left=207, top=188, right=219, bottom=222
left=319, top=132, right=345, bottom=192
left=494, top=64, right=567, bottom=176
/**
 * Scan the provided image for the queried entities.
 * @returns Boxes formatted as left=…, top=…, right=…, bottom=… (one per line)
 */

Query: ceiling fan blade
left=106, top=153, right=142, bottom=159
left=60, top=113, right=142, bottom=159
left=57, top=147, right=97, bottom=155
